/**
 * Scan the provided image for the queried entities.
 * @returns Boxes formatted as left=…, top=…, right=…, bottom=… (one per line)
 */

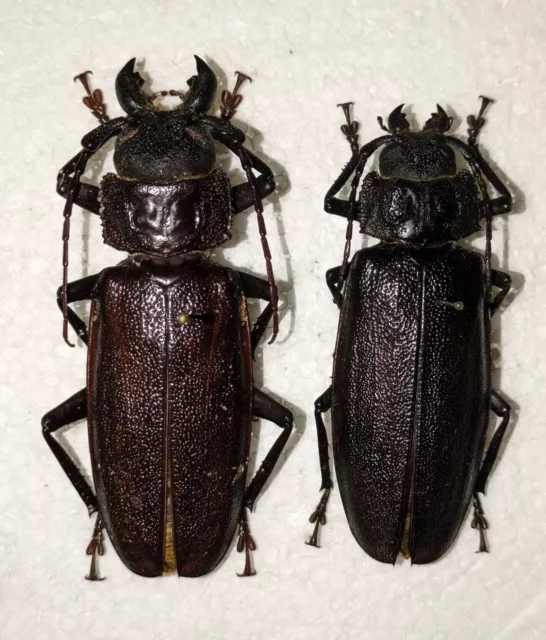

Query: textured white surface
left=1, top=0, right=545, bottom=638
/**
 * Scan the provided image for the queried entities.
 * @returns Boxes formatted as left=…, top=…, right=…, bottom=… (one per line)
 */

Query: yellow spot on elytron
left=177, top=313, right=189, bottom=325
left=240, top=298, right=249, bottom=327
left=232, top=464, right=245, bottom=485
left=453, top=301, right=464, bottom=311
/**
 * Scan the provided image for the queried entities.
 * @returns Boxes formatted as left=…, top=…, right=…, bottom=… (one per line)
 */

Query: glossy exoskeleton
left=307, top=99, right=514, bottom=564
left=42, top=57, right=293, bottom=579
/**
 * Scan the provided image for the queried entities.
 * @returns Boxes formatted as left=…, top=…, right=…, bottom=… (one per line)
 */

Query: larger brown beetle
left=42, top=57, right=293, bottom=579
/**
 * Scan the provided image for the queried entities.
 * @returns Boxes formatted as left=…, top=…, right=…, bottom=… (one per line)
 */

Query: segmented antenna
left=60, top=70, right=106, bottom=346
left=237, top=147, right=279, bottom=343
left=336, top=102, right=361, bottom=294
left=74, top=71, right=110, bottom=123
left=222, top=71, right=280, bottom=343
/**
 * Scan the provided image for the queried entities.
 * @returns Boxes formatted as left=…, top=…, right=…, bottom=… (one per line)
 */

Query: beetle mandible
left=306, top=98, right=514, bottom=564
left=42, top=56, right=293, bottom=579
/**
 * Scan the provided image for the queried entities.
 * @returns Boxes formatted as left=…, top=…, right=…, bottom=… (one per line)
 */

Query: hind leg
left=306, top=386, right=333, bottom=548
left=471, top=391, right=512, bottom=553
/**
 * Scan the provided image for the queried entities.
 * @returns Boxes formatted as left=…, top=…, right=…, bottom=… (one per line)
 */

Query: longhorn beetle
left=307, top=98, right=514, bottom=564
left=42, top=57, right=293, bottom=579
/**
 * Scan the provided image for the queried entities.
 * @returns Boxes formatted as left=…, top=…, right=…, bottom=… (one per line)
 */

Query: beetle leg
left=42, top=388, right=97, bottom=515
left=474, top=149, right=512, bottom=216
left=325, top=266, right=343, bottom=308
left=232, top=389, right=293, bottom=577
left=236, top=509, right=256, bottom=577
left=238, top=271, right=275, bottom=355
left=471, top=494, right=489, bottom=553
left=471, top=391, right=512, bottom=552
left=244, top=388, right=294, bottom=511
left=55, top=273, right=100, bottom=345
left=57, top=117, right=126, bottom=213
left=306, top=386, right=333, bottom=548
left=57, top=152, right=100, bottom=214
left=203, top=116, right=278, bottom=212
left=231, top=149, right=276, bottom=214
left=85, top=514, right=106, bottom=581
left=490, top=269, right=512, bottom=316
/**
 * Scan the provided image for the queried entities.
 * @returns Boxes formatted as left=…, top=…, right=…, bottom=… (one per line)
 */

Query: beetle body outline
left=307, top=100, right=513, bottom=563
left=42, top=57, right=293, bottom=579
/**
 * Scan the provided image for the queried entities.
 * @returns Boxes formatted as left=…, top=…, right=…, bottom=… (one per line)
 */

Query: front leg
left=231, top=149, right=276, bottom=214
left=324, top=135, right=391, bottom=219
left=57, top=152, right=100, bottom=214
left=57, top=117, right=126, bottom=213
left=324, top=153, right=361, bottom=218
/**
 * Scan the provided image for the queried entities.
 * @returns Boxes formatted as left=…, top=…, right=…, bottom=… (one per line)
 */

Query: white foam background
left=1, top=1, right=545, bottom=638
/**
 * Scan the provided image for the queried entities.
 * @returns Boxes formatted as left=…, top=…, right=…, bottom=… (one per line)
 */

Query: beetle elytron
left=42, top=56, right=293, bottom=579
left=307, top=98, right=514, bottom=564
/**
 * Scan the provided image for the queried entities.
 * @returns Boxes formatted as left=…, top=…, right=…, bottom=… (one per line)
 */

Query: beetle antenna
left=61, top=150, right=91, bottom=347
left=336, top=102, right=362, bottom=295
left=74, top=71, right=110, bottom=124
left=471, top=494, right=489, bottom=553
left=237, top=147, right=279, bottom=343
left=220, top=71, right=279, bottom=342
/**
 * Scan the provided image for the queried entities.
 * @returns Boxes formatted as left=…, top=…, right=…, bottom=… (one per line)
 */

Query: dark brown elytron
left=42, top=57, right=293, bottom=579
left=307, top=99, right=514, bottom=564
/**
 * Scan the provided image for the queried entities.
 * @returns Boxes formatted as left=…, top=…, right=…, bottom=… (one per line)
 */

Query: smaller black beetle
left=307, top=99, right=514, bottom=565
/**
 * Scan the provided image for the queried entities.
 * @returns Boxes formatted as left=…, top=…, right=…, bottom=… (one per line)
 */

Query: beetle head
left=377, top=104, right=457, bottom=181
left=113, top=56, right=218, bottom=183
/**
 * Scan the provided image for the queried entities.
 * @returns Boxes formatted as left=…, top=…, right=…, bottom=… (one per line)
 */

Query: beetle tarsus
left=471, top=494, right=489, bottom=554
left=306, top=488, right=330, bottom=548
left=236, top=509, right=256, bottom=577
left=85, top=514, right=106, bottom=581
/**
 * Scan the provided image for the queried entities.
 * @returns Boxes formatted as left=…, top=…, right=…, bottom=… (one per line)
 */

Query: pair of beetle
left=43, top=56, right=514, bottom=579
